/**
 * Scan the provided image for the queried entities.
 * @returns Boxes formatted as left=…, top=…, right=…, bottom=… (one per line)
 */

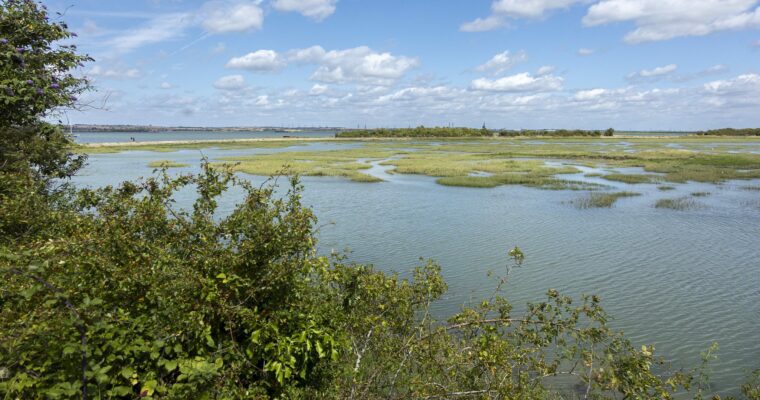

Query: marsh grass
left=602, top=173, right=661, bottom=184
left=214, top=148, right=396, bottom=183
left=82, top=136, right=760, bottom=188
left=437, top=174, right=602, bottom=190
left=77, top=140, right=308, bottom=154
left=690, top=191, right=711, bottom=197
left=655, top=197, right=699, bottom=210
left=658, top=185, right=676, bottom=191
left=574, top=191, right=641, bottom=208
left=147, top=160, right=189, bottom=168
left=741, top=185, right=760, bottom=191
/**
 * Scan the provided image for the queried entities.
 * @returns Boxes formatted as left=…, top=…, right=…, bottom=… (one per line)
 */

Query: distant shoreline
left=79, top=135, right=760, bottom=148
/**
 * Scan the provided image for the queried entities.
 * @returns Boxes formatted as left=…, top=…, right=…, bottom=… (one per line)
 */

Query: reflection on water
left=72, top=144, right=760, bottom=397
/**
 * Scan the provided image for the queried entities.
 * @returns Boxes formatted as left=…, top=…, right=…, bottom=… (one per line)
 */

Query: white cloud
left=577, top=48, right=595, bottom=56
left=160, top=82, right=173, bottom=89
left=462, top=0, right=587, bottom=32
left=214, top=74, right=247, bottom=90
left=574, top=88, right=612, bottom=101
left=289, top=46, right=418, bottom=85
left=705, top=64, right=728, bottom=73
left=199, top=0, right=264, bottom=33
left=491, top=0, right=588, bottom=18
left=475, top=50, right=528, bottom=74
left=309, top=84, right=329, bottom=95
left=87, top=65, right=142, bottom=79
left=272, top=0, right=337, bottom=21
left=583, top=0, right=760, bottom=43
left=536, top=65, right=556, bottom=76
left=627, top=64, right=678, bottom=81
left=704, top=73, right=760, bottom=94
left=102, top=12, right=193, bottom=54
left=702, top=74, right=760, bottom=108
left=226, top=50, right=287, bottom=71
left=460, top=16, right=508, bottom=32
left=471, top=72, right=564, bottom=92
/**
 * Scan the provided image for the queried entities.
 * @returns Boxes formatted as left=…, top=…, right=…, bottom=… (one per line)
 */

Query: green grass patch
left=602, top=173, right=661, bottom=184
left=214, top=148, right=395, bottom=183
left=77, top=140, right=308, bottom=154
left=657, top=185, right=676, bottom=191
left=574, top=191, right=641, bottom=208
left=147, top=160, right=190, bottom=168
left=655, top=197, right=699, bottom=210
left=436, top=174, right=602, bottom=190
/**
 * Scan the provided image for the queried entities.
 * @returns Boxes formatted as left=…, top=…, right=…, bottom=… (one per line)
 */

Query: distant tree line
left=337, top=126, right=616, bottom=138
left=698, top=128, right=760, bottom=136
left=498, top=128, right=614, bottom=137
left=336, top=126, right=493, bottom=138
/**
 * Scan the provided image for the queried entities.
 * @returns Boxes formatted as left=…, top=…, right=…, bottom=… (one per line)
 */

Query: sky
left=44, top=0, right=760, bottom=130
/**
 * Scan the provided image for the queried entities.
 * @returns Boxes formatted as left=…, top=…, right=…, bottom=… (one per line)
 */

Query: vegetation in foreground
left=2, top=2, right=760, bottom=398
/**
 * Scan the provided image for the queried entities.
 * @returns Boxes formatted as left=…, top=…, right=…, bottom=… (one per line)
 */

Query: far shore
left=79, top=135, right=760, bottom=148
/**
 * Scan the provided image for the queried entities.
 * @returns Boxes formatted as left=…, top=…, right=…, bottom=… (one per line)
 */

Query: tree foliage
left=0, top=0, right=91, bottom=184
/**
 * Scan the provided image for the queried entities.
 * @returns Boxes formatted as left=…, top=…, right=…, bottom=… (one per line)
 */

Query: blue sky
left=45, top=0, right=760, bottom=130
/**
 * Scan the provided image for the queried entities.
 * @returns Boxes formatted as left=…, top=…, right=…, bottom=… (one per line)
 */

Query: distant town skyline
left=45, top=0, right=760, bottom=130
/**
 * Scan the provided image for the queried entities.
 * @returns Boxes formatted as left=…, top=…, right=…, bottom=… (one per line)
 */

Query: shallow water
left=71, top=141, right=760, bottom=396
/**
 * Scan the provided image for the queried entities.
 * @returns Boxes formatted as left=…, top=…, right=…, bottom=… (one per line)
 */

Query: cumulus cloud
left=536, top=65, right=556, bottom=76
left=491, top=0, right=588, bottom=18
left=577, top=48, right=595, bottom=56
left=226, top=50, right=287, bottom=71
left=288, top=46, right=418, bottom=85
left=460, top=16, right=508, bottom=32
left=199, top=0, right=264, bottom=33
left=160, top=82, right=173, bottom=89
left=462, top=0, right=587, bottom=32
left=574, top=88, right=613, bottom=101
left=583, top=0, right=760, bottom=43
left=471, top=72, right=564, bottom=92
left=704, top=73, right=760, bottom=94
left=475, top=50, right=528, bottom=74
left=214, top=74, right=247, bottom=90
left=272, top=0, right=337, bottom=21
left=627, top=64, right=678, bottom=81
left=702, top=73, right=760, bottom=108
left=87, top=65, right=142, bottom=79
left=309, top=84, right=329, bottom=95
